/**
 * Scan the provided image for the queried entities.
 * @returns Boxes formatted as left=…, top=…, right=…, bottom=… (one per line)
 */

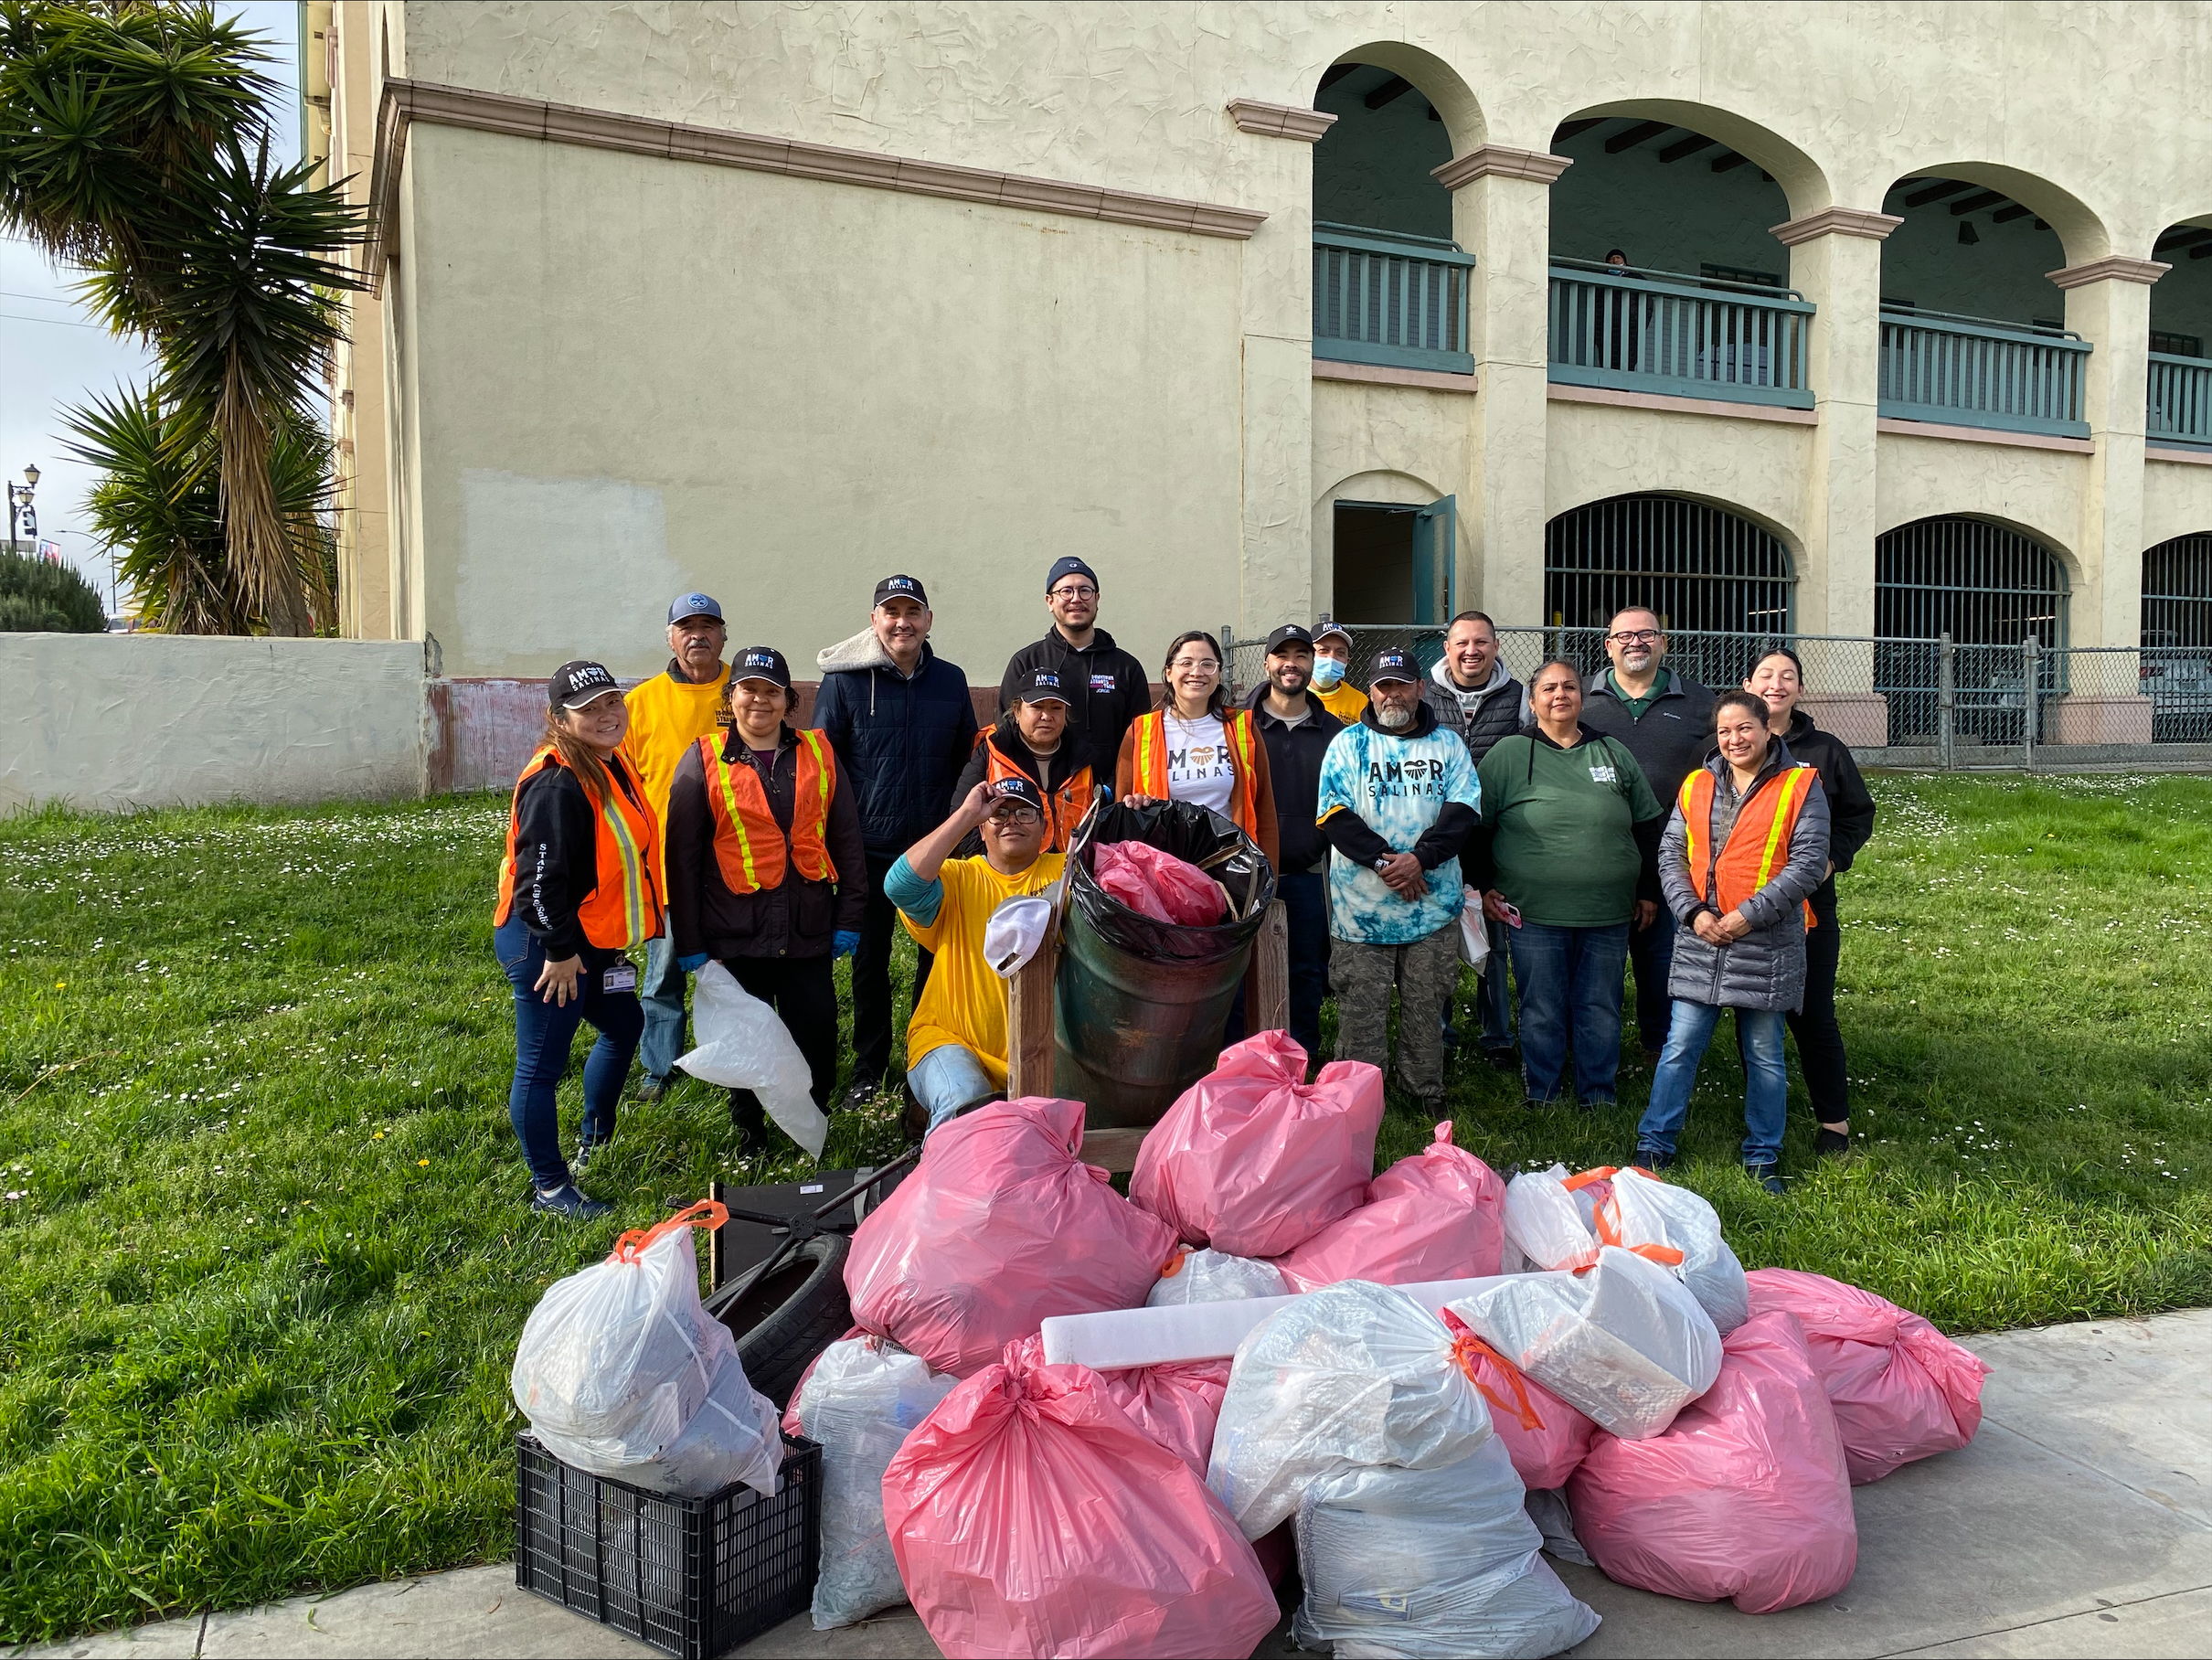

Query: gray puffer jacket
left=1660, top=740, right=1831, bottom=1012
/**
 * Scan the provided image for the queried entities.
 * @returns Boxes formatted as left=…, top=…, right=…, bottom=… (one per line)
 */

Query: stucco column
left=1437, top=146, right=1569, bottom=628
left=2055, top=257, right=2168, bottom=650
left=1775, top=208, right=1900, bottom=650
left=1228, top=100, right=1336, bottom=638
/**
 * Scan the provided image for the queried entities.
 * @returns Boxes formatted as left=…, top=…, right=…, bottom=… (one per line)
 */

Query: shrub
left=0, top=548, right=106, bottom=633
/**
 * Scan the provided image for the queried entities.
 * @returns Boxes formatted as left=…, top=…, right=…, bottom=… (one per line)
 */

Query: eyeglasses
left=1049, top=584, right=1098, bottom=601
left=987, top=803, right=1043, bottom=823
left=1607, top=628, right=1663, bottom=644
left=1169, top=658, right=1220, bottom=674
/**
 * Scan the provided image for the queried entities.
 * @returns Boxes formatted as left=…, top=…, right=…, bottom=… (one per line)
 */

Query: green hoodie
left=1476, top=729, right=1664, bottom=928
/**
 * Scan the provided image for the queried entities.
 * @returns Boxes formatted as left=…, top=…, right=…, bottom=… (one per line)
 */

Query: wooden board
left=1005, top=923, right=1060, bottom=1101
left=1078, top=1124, right=1148, bottom=1174
left=1245, top=899, right=1290, bottom=1036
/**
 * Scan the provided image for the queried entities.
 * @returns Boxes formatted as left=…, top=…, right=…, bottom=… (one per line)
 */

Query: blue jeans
left=1637, top=999, right=1791, bottom=1165
left=1506, top=920, right=1629, bottom=1105
left=907, top=1043, right=999, bottom=1132
left=1628, top=905, right=1678, bottom=1052
left=495, top=917, right=644, bottom=1190
left=639, top=933, right=687, bottom=1083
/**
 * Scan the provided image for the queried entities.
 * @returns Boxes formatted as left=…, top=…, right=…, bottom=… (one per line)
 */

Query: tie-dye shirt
left=1315, top=719, right=1482, bottom=944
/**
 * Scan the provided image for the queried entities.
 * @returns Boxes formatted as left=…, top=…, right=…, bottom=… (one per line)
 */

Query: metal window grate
left=1544, top=494, right=1795, bottom=667
left=1876, top=516, right=2068, bottom=746
left=2142, top=532, right=2212, bottom=741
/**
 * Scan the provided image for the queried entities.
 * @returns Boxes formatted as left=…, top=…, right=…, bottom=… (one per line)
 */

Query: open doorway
left=1332, top=497, right=1455, bottom=623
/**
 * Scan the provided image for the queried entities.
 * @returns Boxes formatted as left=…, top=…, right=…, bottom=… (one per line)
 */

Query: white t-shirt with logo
left=1162, top=712, right=1236, bottom=815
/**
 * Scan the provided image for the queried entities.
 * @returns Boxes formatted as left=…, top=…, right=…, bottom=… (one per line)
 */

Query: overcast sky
left=0, top=0, right=302, bottom=609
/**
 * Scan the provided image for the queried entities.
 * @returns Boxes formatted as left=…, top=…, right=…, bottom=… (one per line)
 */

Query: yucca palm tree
left=0, top=0, right=367, bottom=634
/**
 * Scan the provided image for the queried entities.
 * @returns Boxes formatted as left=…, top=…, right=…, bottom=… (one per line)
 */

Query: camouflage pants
left=1333, top=922, right=1459, bottom=1101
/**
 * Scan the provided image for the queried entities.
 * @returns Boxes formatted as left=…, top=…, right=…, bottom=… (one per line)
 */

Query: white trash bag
left=676, top=961, right=829, bottom=1158
left=1450, top=1248, right=1722, bottom=1441
left=513, top=1202, right=781, bottom=1495
left=1145, top=1248, right=1289, bottom=1308
left=1605, top=1167, right=1751, bottom=1335
left=597, top=1350, right=783, bottom=1498
left=1500, top=1165, right=1604, bottom=1272
left=1457, top=886, right=1491, bottom=971
left=1293, top=1438, right=1601, bottom=1660
left=786, top=1335, right=959, bottom=1630
left=1207, top=1279, right=1492, bottom=1540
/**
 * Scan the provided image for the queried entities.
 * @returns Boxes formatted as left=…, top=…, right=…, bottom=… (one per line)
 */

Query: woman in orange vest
left=493, top=661, right=664, bottom=1218
left=1115, top=630, right=1280, bottom=867
left=952, top=667, right=1096, bottom=851
left=664, top=645, right=867, bottom=1153
left=1633, top=689, right=1831, bottom=1195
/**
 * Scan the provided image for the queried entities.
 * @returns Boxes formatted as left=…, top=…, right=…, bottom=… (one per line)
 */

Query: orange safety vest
left=985, top=738, right=1094, bottom=853
left=1130, top=708, right=1260, bottom=842
left=697, top=729, right=840, bottom=894
left=1676, top=763, right=1819, bottom=928
left=495, top=746, right=663, bottom=950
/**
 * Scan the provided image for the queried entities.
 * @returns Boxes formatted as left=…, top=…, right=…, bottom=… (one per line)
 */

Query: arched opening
left=1876, top=170, right=2099, bottom=437
left=2149, top=219, right=2212, bottom=449
left=1309, top=52, right=1480, bottom=375
left=1545, top=111, right=1819, bottom=410
left=1544, top=493, right=1794, bottom=684
left=1876, top=516, right=2070, bottom=746
left=2143, top=532, right=2212, bottom=740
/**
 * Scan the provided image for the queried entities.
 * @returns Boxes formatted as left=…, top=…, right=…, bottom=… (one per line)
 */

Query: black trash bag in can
left=1054, top=798, right=1277, bottom=1129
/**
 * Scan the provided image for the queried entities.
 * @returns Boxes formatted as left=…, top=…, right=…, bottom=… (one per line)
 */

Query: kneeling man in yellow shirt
left=886, top=776, right=1066, bottom=1132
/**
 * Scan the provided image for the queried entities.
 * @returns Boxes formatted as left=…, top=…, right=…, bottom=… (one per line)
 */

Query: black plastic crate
left=516, top=1431, right=822, bottom=1659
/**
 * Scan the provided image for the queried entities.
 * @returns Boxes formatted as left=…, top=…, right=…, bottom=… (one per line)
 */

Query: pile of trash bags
left=509, top=1037, right=1993, bottom=1658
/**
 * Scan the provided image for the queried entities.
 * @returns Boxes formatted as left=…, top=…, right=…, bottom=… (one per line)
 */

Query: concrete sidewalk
left=18, top=1310, right=2212, bottom=1660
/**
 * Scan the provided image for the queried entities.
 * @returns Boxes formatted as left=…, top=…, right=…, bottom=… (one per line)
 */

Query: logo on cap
left=1370, top=649, right=1415, bottom=682
left=1036, top=672, right=1061, bottom=689
left=888, top=576, right=914, bottom=591
left=992, top=779, right=1027, bottom=796
left=744, top=650, right=774, bottom=668
left=572, top=665, right=612, bottom=688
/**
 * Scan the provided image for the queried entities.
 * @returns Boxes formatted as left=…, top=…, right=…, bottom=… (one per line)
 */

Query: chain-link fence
left=1218, top=622, right=2212, bottom=765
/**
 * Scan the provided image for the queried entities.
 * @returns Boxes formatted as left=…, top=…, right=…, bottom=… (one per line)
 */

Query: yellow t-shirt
left=902, top=852, right=1068, bottom=1083
left=622, top=665, right=731, bottom=858
left=1314, top=680, right=1369, bottom=725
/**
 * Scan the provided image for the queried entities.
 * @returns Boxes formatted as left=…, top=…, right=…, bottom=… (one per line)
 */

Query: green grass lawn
left=2, top=773, right=2209, bottom=1640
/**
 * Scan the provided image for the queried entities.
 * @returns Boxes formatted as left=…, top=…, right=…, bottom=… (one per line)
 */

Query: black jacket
left=954, top=718, right=1087, bottom=801
left=665, top=726, right=867, bottom=962
left=1316, top=700, right=1479, bottom=872
left=1579, top=667, right=1717, bottom=805
left=998, top=626, right=1151, bottom=779
left=506, top=754, right=660, bottom=965
left=1781, top=708, right=1877, bottom=893
left=813, top=632, right=978, bottom=857
left=1247, top=684, right=1343, bottom=873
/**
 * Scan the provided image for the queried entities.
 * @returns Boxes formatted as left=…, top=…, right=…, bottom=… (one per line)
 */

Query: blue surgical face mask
left=1312, top=656, right=1345, bottom=689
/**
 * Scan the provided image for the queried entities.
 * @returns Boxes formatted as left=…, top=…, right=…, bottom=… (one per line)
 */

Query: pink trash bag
left=1095, top=840, right=1228, bottom=926
left=1006, top=1335, right=1230, bottom=1479
left=1569, top=1310, right=1857, bottom=1614
left=1746, top=1269, right=1989, bottom=1484
left=845, top=1098, right=1177, bottom=1377
left=1274, top=1121, right=1506, bottom=1293
left=1443, top=1310, right=1598, bottom=1490
left=883, top=1340, right=1280, bottom=1660
left=1131, top=1032, right=1383, bottom=1260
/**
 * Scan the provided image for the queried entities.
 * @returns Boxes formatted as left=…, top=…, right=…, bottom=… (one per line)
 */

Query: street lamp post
left=5, top=463, right=38, bottom=551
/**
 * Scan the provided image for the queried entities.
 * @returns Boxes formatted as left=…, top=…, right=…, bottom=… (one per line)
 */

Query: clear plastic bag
left=1457, top=885, right=1491, bottom=970
left=1606, top=1167, right=1751, bottom=1335
left=1207, top=1280, right=1493, bottom=1540
left=1500, top=1164, right=1608, bottom=1272
left=675, top=960, right=829, bottom=1157
left=1145, top=1248, right=1289, bottom=1307
left=511, top=1202, right=739, bottom=1468
left=1449, top=1249, right=1722, bottom=1441
left=596, top=1349, right=783, bottom=1499
left=785, top=1335, right=960, bottom=1630
left=1293, top=1438, right=1601, bottom=1660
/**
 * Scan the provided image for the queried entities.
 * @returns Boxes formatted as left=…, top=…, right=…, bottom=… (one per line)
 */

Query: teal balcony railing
left=1547, top=260, right=1814, bottom=409
left=2148, top=351, right=2212, bottom=449
left=1312, top=223, right=1475, bottom=374
left=1877, top=308, right=2090, bottom=438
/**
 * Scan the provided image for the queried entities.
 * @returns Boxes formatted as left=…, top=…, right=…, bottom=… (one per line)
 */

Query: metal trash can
left=1053, top=799, right=1276, bottom=1129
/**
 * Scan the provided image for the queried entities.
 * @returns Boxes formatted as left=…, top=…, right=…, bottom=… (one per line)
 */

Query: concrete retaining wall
left=4, top=633, right=431, bottom=814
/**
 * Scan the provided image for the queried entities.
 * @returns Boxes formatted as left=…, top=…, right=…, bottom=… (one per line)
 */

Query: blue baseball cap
left=1367, top=648, right=1417, bottom=686
left=668, top=592, right=723, bottom=625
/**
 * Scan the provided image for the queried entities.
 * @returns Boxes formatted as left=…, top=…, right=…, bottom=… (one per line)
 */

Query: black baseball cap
left=667, top=592, right=723, bottom=625
left=1015, top=669, right=1071, bottom=705
left=1046, top=556, right=1099, bottom=594
left=1368, top=648, right=1418, bottom=686
left=731, top=645, right=792, bottom=689
left=548, top=659, right=621, bottom=710
left=984, top=775, right=1047, bottom=815
left=1313, top=621, right=1353, bottom=647
left=1266, top=623, right=1314, bottom=654
left=874, top=574, right=929, bottom=608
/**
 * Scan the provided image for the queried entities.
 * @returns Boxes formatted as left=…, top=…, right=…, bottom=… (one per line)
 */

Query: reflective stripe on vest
left=1133, top=708, right=1259, bottom=840
left=1678, top=763, right=1817, bottom=927
left=495, top=745, right=663, bottom=950
left=697, top=729, right=839, bottom=894
left=985, top=740, right=1093, bottom=853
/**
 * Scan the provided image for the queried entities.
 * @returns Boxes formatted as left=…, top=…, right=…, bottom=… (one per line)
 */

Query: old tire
left=703, top=1231, right=852, bottom=1408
